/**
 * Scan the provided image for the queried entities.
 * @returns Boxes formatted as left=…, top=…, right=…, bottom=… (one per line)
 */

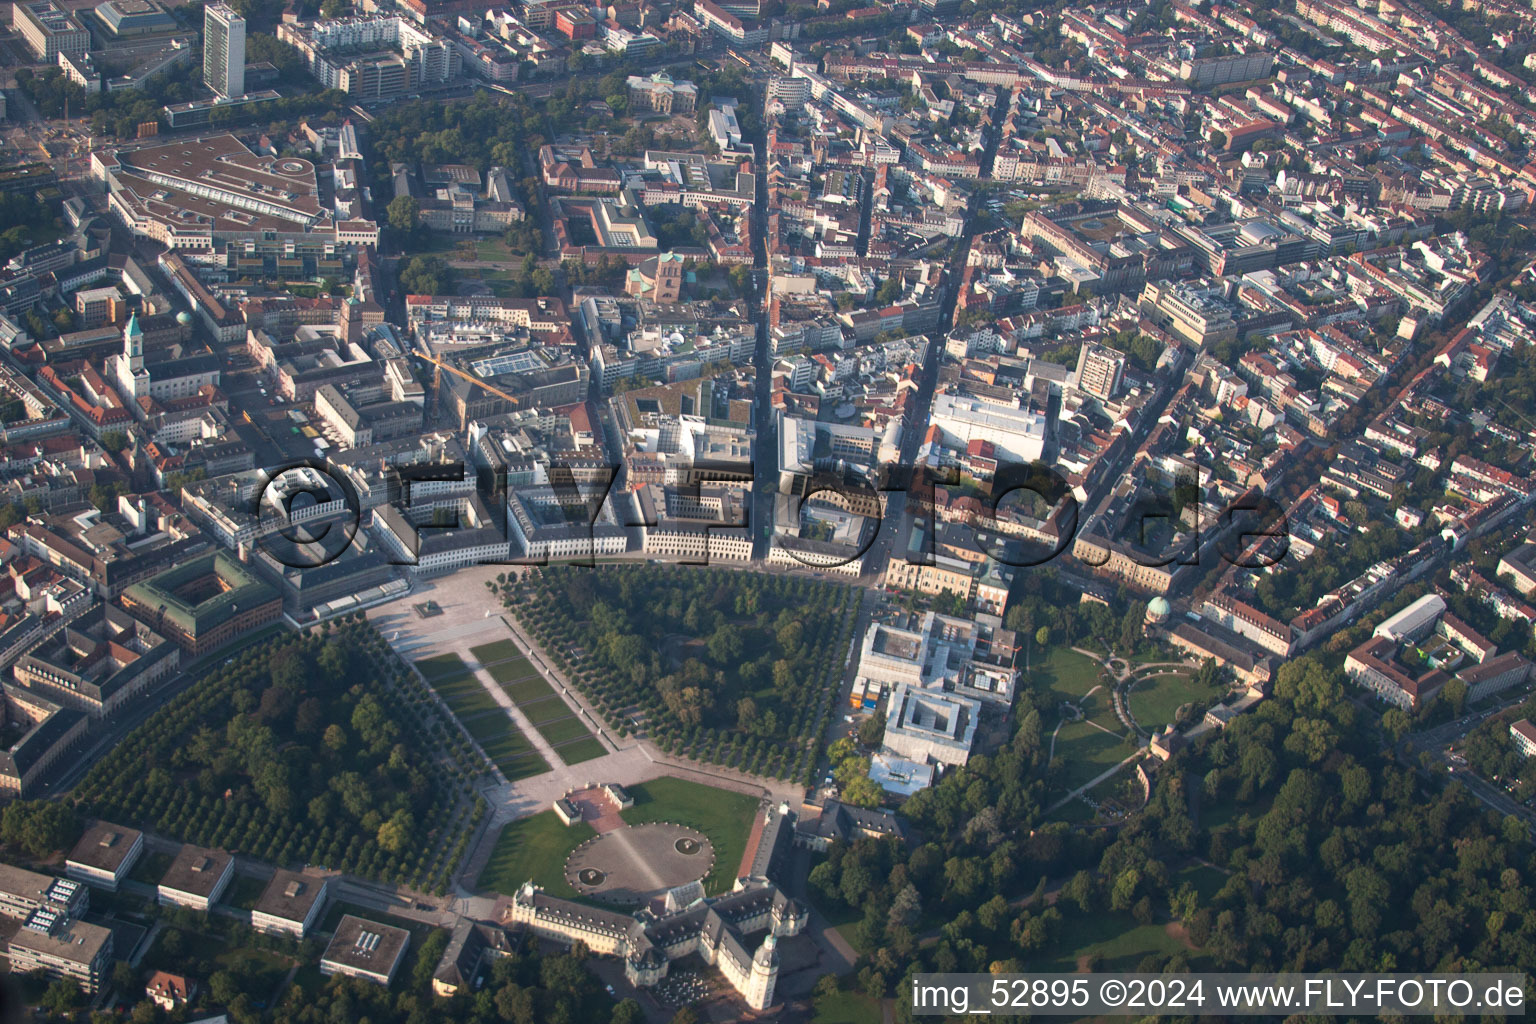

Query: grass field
left=418, top=655, right=548, bottom=779
left=535, top=716, right=594, bottom=745
left=501, top=676, right=556, bottom=702
left=1034, top=647, right=1107, bottom=708
left=521, top=696, right=576, bottom=724
left=1052, top=797, right=1096, bottom=823
left=477, top=812, right=596, bottom=898
left=816, top=896, right=868, bottom=952
left=1199, top=790, right=1276, bottom=830
left=812, top=990, right=883, bottom=1024
left=414, top=652, right=468, bottom=679
left=1042, top=912, right=1190, bottom=972
left=483, top=661, right=600, bottom=755
left=1053, top=721, right=1135, bottom=791
left=553, top=737, right=607, bottom=763
left=1085, top=707, right=1125, bottom=736
left=470, top=639, right=521, bottom=665
left=472, top=641, right=545, bottom=688
left=431, top=672, right=501, bottom=717
left=620, top=777, right=760, bottom=895
left=1127, top=671, right=1203, bottom=730
left=474, top=237, right=518, bottom=262
left=420, top=639, right=600, bottom=771
left=489, top=660, right=541, bottom=685
left=460, top=710, right=549, bottom=780
left=483, top=739, right=549, bottom=780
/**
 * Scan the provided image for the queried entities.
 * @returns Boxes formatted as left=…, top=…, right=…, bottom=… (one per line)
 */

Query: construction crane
left=414, top=349, right=523, bottom=422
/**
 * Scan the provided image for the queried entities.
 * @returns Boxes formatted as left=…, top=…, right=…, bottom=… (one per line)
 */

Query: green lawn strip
left=1127, top=671, right=1203, bottom=730
left=552, top=737, right=607, bottom=764
left=459, top=709, right=528, bottom=745
left=1075, top=688, right=1109, bottom=719
left=502, top=676, right=557, bottom=703
left=1053, top=720, right=1137, bottom=792
left=474, top=238, right=517, bottom=261
left=289, top=963, right=326, bottom=998
left=479, top=734, right=549, bottom=779
left=533, top=716, right=594, bottom=745
left=470, top=639, right=521, bottom=665
left=427, top=669, right=479, bottom=692
left=476, top=812, right=595, bottom=898
left=490, top=662, right=543, bottom=685
left=520, top=695, right=578, bottom=725
left=455, top=707, right=548, bottom=778
left=429, top=670, right=478, bottom=690
left=499, top=754, right=552, bottom=781
left=432, top=679, right=501, bottom=717
left=414, top=653, right=468, bottom=679
left=619, top=778, right=759, bottom=895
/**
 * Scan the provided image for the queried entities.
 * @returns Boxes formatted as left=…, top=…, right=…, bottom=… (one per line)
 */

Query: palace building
left=504, top=881, right=805, bottom=1011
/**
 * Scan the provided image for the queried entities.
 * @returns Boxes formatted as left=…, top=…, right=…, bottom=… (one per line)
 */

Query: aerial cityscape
left=0, top=0, right=1531, bottom=1017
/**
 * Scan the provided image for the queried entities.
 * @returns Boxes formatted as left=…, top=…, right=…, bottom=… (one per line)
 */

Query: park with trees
left=72, top=617, right=485, bottom=895
left=804, top=645, right=1536, bottom=1019
left=498, top=566, right=855, bottom=784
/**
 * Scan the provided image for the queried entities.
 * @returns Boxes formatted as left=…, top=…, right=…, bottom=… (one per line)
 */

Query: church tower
left=115, top=312, right=151, bottom=402
left=744, top=932, right=779, bottom=1010
left=124, top=312, right=144, bottom=369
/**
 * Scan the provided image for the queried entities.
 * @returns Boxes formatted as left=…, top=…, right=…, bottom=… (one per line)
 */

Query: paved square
left=564, top=823, right=715, bottom=905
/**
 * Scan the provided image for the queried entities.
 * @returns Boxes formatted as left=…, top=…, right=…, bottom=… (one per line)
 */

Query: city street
left=1400, top=685, right=1536, bottom=836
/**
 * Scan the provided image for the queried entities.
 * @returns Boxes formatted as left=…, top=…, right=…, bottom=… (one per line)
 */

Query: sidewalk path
left=1045, top=751, right=1144, bottom=814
